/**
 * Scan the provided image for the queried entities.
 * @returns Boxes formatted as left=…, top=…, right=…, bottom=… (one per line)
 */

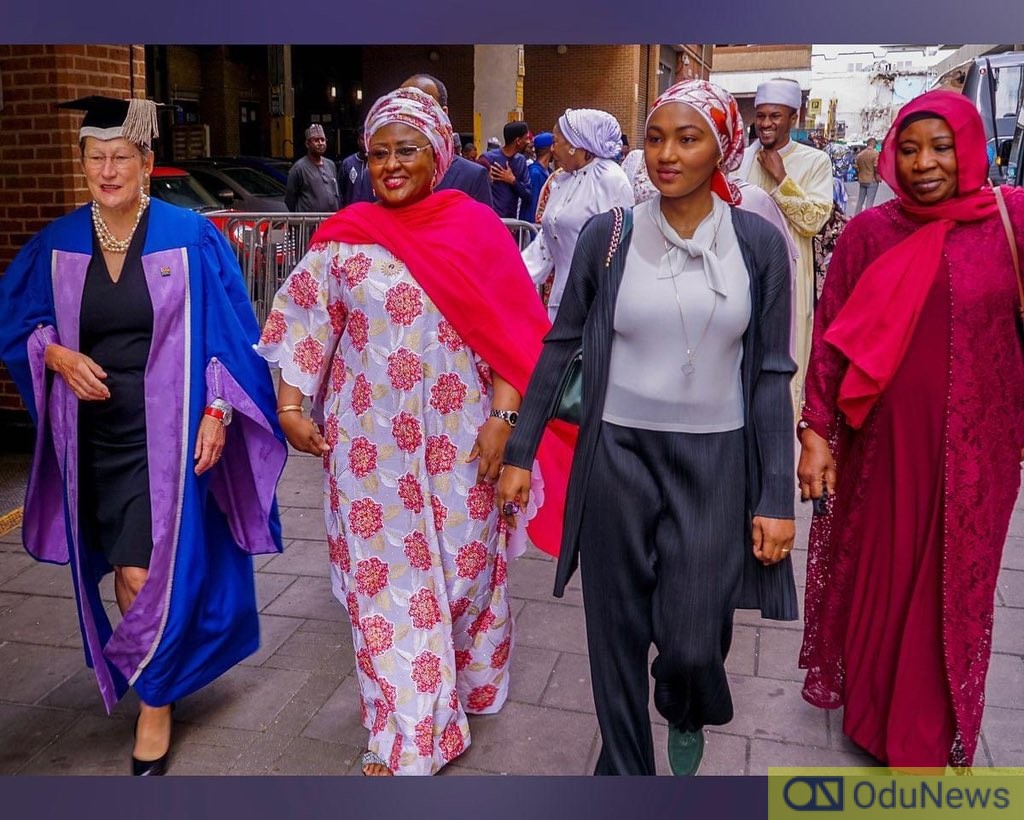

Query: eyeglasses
left=84, top=153, right=141, bottom=169
left=367, top=144, right=432, bottom=164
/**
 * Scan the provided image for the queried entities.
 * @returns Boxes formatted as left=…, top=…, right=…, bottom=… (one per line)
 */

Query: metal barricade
left=212, top=212, right=539, bottom=326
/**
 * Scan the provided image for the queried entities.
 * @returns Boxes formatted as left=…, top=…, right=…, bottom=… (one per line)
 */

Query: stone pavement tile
left=172, top=720, right=261, bottom=751
left=734, top=608, right=804, bottom=632
left=253, top=554, right=277, bottom=570
left=0, top=527, right=25, bottom=548
left=0, top=551, right=34, bottom=586
left=1008, top=510, right=1024, bottom=538
left=726, top=624, right=757, bottom=677
left=541, top=651, right=594, bottom=714
left=298, top=614, right=352, bottom=639
left=18, top=713, right=132, bottom=775
left=0, top=704, right=80, bottom=774
left=262, top=629, right=355, bottom=675
left=239, top=614, right=303, bottom=667
left=508, top=644, right=559, bottom=706
left=228, top=731, right=294, bottom=774
left=992, top=606, right=1024, bottom=654
left=513, top=599, right=588, bottom=655
left=275, top=474, right=325, bottom=511
left=702, top=730, right=750, bottom=776
left=1, top=562, right=71, bottom=598
left=255, top=571, right=296, bottom=612
left=262, top=575, right=342, bottom=621
left=748, top=738, right=875, bottom=774
left=721, top=674, right=829, bottom=747
left=268, top=735, right=361, bottom=775
left=1002, top=536, right=1024, bottom=571
left=0, top=591, right=81, bottom=644
left=456, top=702, right=599, bottom=775
left=985, top=653, right=1024, bottom=710
left=756, top=626, right=806, bottom=682
left=40, top=668, right=123, bottom=715
left=58, top=601, right=120, bottom=649
left=997, top=568, right=1024, bottom=608
left=0, top=641, right=85, bottom=704
left=278, top=507, right=328, bottom=542
left=261, top=538, right=329, bottom=577
left=980, top=707, right=1024, bottom=765
left=173, top=665, right=310, bottom=732
left=265, top=660, right=352, bottom=738
left=166, top=739, right=247, bottom=775
left=300, top=674, right=368, bottom=750
left=508, top=555, right=580, bottom=607
left=437, top=761, right=501, bottom=775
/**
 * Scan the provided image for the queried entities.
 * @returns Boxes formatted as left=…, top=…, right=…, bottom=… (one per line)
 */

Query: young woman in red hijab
left=798, top=89, right=1024, bottom=768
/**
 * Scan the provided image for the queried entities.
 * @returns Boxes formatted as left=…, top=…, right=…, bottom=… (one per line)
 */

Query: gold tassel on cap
left=121, top=98, right=160, bottom=147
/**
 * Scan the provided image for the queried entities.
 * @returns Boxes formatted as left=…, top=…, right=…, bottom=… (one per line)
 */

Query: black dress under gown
left=78, top=208, right=155, bottom=569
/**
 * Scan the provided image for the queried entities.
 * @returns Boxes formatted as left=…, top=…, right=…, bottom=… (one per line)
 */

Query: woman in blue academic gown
left=0, top=97, right=286, bottom=775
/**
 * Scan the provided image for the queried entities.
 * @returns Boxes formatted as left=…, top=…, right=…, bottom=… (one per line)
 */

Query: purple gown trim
left=24, top=323, right=66, bottom=564
left=104, top=248, right=190, bottom=683
left=206, top=357, right=286, bottom=555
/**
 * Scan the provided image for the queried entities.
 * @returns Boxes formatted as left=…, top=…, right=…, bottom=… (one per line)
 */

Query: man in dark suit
left=401, top=74, right=493, bottom=208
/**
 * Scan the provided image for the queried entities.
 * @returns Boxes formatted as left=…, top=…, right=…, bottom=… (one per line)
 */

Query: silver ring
left=502, top=501, right=520, bottom=517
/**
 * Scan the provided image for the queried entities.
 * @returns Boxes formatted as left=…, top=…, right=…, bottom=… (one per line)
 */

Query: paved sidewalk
left=1, top=448, right=1022, bottom=776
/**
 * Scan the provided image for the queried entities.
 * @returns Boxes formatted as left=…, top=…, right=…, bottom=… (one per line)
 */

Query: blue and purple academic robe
left=0, top=199, right=287, bottom=711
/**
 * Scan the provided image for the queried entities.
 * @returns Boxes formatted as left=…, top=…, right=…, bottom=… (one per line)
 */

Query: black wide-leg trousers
left=578, top=421, right=746, bottom=775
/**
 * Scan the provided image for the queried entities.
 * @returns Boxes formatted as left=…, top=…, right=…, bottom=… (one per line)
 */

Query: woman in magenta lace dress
left=797, top=90, right=1024, bottom=769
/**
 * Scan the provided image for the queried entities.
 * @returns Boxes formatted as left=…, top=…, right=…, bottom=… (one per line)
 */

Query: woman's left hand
left=194, top=415, right=226, bottom=475
left=751, top=516, right=795, bottom=566
left=467, top=418, right=513, bottom=485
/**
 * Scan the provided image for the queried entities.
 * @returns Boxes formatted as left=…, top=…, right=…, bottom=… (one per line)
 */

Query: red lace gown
left=800, top=199, right=1024, bottom=768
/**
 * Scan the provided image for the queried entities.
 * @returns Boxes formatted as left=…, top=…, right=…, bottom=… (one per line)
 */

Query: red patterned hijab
left=646, top=79, right=745, bottom=205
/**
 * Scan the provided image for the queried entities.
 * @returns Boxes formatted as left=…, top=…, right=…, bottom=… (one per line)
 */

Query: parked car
left=149, top=166, right=225, bottom=214
left=178, top=162, right=288, bottom=212
left=206, top=156, right=293, bottom=185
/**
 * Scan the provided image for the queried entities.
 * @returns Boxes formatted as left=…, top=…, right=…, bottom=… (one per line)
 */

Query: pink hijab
left=824, top=89, right=1017, bottom=428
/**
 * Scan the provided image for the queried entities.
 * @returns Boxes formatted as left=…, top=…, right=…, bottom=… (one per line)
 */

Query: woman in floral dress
left=258, top=87, right=572, bottom=775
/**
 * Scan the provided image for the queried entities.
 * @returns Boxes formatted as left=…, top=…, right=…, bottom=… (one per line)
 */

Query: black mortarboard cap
left=57, top=95, right=163, bottom=146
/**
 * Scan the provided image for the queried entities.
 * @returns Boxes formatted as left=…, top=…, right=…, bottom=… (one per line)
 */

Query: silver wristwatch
left=208, top=398, right=233, bottom=427
left=489, top=409, right=519, bottom=428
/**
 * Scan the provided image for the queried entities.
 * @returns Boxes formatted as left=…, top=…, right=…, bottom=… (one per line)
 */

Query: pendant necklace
left=655, top=206, right=720, bottom=376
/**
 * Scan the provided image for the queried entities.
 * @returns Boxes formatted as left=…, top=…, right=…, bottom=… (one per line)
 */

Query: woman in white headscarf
left=523, top=108, right=635, bottom=321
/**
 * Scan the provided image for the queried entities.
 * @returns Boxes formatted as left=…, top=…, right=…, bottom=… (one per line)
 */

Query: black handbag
left=550, top=349, right=583, bottom=424
left=547, top=207, right=629, bottom=426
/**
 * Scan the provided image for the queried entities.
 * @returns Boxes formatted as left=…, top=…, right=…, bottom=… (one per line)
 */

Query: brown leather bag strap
left=994, top=185, right=1024, bottom=319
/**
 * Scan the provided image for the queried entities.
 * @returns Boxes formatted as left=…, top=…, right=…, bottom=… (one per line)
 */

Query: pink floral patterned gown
left=258, top=240, right=513, bottom=775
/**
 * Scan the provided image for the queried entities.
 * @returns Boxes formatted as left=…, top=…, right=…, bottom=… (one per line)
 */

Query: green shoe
left=667, top=726, right=705, bottom=776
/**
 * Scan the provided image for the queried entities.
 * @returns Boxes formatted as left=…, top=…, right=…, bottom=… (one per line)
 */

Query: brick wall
left=0, top=44, right=145, bottom=412
left=524, top=45, right=644, bottom=148
left=360, top=46, right=477, bottom=134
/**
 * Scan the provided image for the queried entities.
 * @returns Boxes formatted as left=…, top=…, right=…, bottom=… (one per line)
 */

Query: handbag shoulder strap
left=994, top=185, right=1024, bottom=318
left=603, top=206, right=633, bottom=269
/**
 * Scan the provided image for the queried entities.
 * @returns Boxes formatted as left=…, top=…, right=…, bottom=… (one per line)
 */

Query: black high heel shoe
left=131, top=703, right=174, bottom=776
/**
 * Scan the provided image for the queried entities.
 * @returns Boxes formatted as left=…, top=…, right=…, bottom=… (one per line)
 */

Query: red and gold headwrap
left=647, top=79, right=745, bottom=205
left=363, top=87, right=455, bottom=187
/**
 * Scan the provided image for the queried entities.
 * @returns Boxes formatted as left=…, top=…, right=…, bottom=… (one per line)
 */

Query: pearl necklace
left=92, top=193, right=149, bottom=254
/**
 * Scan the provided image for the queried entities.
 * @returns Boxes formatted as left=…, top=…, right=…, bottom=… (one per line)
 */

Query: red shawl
left=312, top=189, right=575, bottom=556
left=823, top=90, right=1018, bottom=428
